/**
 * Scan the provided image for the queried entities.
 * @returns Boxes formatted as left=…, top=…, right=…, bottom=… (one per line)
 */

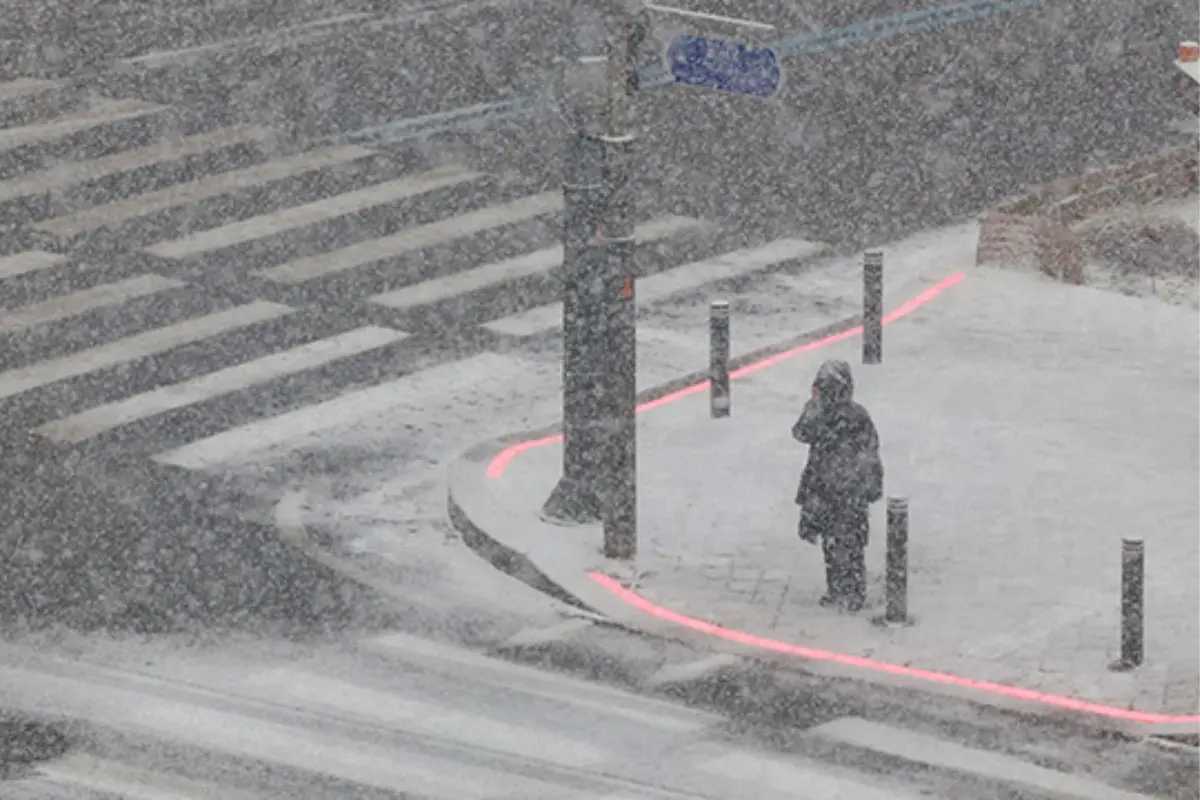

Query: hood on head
left=813, top=359, right=854, bottom=403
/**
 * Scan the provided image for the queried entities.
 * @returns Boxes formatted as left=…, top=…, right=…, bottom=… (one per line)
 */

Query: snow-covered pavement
left=459, top=245, right=1200, bottom=722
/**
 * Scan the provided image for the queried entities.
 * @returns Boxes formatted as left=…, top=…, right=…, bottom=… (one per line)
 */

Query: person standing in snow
left=792, top=359, right=884, bottom=612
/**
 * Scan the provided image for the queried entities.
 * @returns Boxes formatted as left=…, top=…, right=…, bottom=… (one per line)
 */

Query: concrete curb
left=446, top=312, right=1200, bottom=742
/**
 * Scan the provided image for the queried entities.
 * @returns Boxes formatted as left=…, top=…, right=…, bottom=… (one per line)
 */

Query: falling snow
left=0, top=0, right=1196, bottom=797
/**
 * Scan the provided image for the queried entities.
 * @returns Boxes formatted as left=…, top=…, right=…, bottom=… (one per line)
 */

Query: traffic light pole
left=599, top=0, right=638, bottom=560
left=550, top=0, right=773, bottom=558
left=542, top=0, right=610, bottom=524
left=544, top=0, right=639, bottom=559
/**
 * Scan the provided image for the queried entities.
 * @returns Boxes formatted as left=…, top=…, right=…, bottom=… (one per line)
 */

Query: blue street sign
left=665, top=35, right=783, bottom=99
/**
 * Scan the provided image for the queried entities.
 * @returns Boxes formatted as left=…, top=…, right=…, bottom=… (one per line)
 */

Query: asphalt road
left=2, top=622, right=1196, bottom=799
left=5, top=0, right=1195, bottom=240
left=1, top=0, right=378, bottom=77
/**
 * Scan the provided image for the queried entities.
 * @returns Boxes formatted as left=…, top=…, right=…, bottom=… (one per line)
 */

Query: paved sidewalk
left=454, top=253, right=1200, bottom=724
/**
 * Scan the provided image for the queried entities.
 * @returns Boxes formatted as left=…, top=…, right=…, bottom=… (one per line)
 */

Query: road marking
left=0, top=664, right=530, bottom=799
left=0, top=274, right=184, bottom=334
left=0, top=125, right=272, bottom=206
left=644, top=654, right=742, bottom=690
left=36, top=326, right=406, bottom=443
left=256, top=190, right=562, bottom=284
left=578, top=782, right=735, bottom=800
left=0, top=77, right=60, bottom=104
left=121, top=11, right=379, bottom=70
left=0, top=301, right=293, bottom=400
left=369, top=214, right=703, bottom=311
left=0, top=99, right=165, bottom=154
left=484, top=237, right=823, bottom=337
left=35, top=143, right=372, bottom=240
left=144, top=165, right=481, bottom=260
left=573, top=790, right=710, bottom=800
left=241, top=668, right=606, bottom=768
left=361, top=631, right=720, bottom=734
left=151, top=351, right=525, bottom=470
left=498, top=618, right=596, bottom=650
left=808, top=717, right=1156, bottom=800
left=129, top=702, right=532, bottom=799
left=38, top=753, right=257, bottom=800
left=344, top=97, right=535, bottom=148
left=0, top=250, right=67, bottom=280
left=697, top=749, right=914, bottom=799
left=120, top=0, right=534, bottom=74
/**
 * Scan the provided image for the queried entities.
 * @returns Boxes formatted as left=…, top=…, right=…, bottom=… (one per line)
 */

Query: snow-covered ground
left=494, top=253, right=1200, bottom=716
left=1078, top=194, right=1200, bottom=310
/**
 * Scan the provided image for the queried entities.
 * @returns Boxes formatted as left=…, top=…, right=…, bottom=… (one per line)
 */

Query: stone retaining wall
left=976, top=145, right=1199, bottom=284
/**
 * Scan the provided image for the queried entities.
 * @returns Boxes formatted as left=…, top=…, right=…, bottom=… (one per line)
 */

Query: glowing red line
left=883, top=272, right=966, bottom=323
left=488, top=271, right=967, bottom=478
left=486, top=434, right=562, bottom=479
left=588, top=572, right=1200, bottom=725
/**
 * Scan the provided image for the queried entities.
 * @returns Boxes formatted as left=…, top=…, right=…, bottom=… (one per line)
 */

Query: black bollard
left=710, top=300, right=730, bottom=418
left=884, top=496, right=908, bottom=624
left=1110, top=538, right=1145, bottom=671
left=863, top=251, right=883, bottom=365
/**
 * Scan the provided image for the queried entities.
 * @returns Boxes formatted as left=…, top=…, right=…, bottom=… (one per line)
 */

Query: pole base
left=1108, top=657, right=1142, bottom=673
left=541, top=475, right=602, bottom=525
left=602, top=519, right=636, bottom=561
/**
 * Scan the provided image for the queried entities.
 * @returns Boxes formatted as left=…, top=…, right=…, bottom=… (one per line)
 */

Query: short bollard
left=709, top=300, right=730, bottom=418
left=1109, top=538, right=1145, bottom=671
left=862, top=251, right=883, bottom=365
left=881, top=496, right=909, bottom=626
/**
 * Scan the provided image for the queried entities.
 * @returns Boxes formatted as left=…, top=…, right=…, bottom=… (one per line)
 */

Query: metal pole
left=709, top=300, right=730, bottom=418
left=884, top=496, right=908, bottom=624
left=863, top=251, right=883, bottom=365
left=1112, top=538, right=1145, bottom=670
left=600, top=0, right=637, bottom=560
left=543, top=0, right=609, bottom=524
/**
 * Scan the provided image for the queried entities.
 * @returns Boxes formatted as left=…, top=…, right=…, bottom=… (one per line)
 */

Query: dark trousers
left=819, top=506, right=868, bottom=603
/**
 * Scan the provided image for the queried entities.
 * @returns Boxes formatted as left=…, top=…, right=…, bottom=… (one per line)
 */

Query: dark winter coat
left=793, top=360, right=883, bottom=510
